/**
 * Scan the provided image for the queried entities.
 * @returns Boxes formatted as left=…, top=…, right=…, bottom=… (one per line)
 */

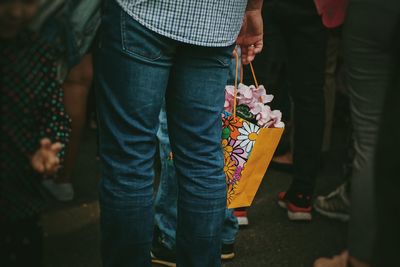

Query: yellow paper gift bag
left=222, top=112, right=283, bottom=208
left=222, top=51, right=284, bottom=208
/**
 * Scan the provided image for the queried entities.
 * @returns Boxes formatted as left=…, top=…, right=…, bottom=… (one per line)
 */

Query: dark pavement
left=42, top=116, right=349, bottom=267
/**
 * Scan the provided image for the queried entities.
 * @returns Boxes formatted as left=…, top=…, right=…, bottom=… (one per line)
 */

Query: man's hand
left=31, top=138, right=62, bottom=175
left=236, top=9, right=263, bottom=65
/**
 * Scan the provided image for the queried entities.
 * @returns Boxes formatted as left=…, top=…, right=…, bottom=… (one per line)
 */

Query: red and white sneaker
left=233, top=208, right=249, bottom=226
left=278, top=191, right=312, bottom=221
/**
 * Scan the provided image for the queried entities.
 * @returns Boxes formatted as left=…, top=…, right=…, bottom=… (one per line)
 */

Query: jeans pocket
left=214, top=44, right=236, bottom=67
left=120, top=10, right=162, bottom=61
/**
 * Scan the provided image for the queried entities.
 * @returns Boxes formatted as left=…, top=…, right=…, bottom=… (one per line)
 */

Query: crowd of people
left=0, top=0, right=398, bottom=266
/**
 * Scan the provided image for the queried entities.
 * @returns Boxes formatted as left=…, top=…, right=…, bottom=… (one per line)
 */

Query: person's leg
left=154, top=106, right=239, bottom=263
left=95, top=1, right=175, bottom=266
left=61, top=53, right=93, bottom=182
left=154, top=103, right=178, bottom=250
left=250, top=3, right=294, bottom=169
left=221, top=208, right=238, bottom=260
left=276, top=1, right=327, bottom=220
left=286, top=7, right=327, bottom=196
left=343, top=1, right=399, bottom=263
left=322, top=29, right=340, bottom=152
left=314, top=2, right=399, bottom=266
left=166, top=44, right=233, bottom=267
left=373, top=55, right=400, bottom=267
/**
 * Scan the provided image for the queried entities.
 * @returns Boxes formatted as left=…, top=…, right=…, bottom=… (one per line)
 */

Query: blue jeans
left=155, top=104, right=239, bottom=250
left=95, top=1, right=234, bottom=266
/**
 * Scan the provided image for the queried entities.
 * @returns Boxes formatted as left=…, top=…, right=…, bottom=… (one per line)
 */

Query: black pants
left=0, top=215, right=43, bottom=267
left=245, top=0, right=327, bottom=194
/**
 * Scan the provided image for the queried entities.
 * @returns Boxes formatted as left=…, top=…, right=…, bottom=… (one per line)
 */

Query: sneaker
left=233, top=208, right=249, bottom=226
left=278, top=191, right=312, bottom=221
left=314, top=183, right=350, bottom=222
left=42, top=180, right=74, bottom=201
left=151, top=228, right=176, bottom=267
left=221, top=243, right=235, bottom=260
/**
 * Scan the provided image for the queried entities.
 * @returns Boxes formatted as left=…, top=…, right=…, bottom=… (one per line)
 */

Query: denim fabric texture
left=95, top=0, right=234, bottom=266
left=155, top=102, right=239, bottom=250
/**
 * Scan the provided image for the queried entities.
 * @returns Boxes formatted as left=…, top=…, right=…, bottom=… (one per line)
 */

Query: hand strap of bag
left=233, top=49, right=259, bottom=118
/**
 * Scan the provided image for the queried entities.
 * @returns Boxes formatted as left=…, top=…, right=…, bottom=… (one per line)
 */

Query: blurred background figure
left=31, top=0, right=100, bottom=202
left=372, top=45, right=400, bottom=267
left=314, top=0, right=400, bottom=266
left=244, top=0, right=328, bottom=221
left=0, top=0, right=70, bottom=265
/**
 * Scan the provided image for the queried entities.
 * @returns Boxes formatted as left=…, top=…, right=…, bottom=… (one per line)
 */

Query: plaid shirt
left=116, top=0, right=248, bottom=47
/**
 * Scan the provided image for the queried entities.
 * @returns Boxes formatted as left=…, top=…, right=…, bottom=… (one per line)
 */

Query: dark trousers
left=247, top=0, right=327, bottom=195
left=374, top=64, right=400, bottom=267
left=373, top=58, right=400, bottom=267
left=343, top=1, right=400, bottom=262
left=0, top=215, right=43, bottom=267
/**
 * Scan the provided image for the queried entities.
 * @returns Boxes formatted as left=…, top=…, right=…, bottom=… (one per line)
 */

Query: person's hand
left=236, top=10, right=263, bottom=65
left=31, top=138, right=62, bottom=175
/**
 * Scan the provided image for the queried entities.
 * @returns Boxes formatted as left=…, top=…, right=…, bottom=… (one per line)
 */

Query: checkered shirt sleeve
left=116, top=0, right=248, bottom=47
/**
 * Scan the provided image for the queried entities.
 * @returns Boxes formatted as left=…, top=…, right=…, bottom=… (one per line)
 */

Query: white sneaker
left=233, top=208, right=249, bottom=226
left=42, top=180, right=74, bottom=201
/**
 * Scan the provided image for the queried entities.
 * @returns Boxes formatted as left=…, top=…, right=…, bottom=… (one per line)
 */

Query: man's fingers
left=240, top=48, right=255, bottom=65
left=247, top=45, right=256, bottom=63
left=254, top=41, right=263, bottom=54
left=239, top=41, right=263, bottom=65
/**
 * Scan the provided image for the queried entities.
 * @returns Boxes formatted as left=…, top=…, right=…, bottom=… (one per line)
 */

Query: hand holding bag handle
left=232, top=49, right=260, bottom=119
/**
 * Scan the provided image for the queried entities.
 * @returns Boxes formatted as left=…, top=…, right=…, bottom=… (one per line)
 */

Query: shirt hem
left=118, top=3, right=239, bottom=48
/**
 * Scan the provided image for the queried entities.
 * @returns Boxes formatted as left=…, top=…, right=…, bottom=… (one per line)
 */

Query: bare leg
left=59, top=54, right=93, bottom=184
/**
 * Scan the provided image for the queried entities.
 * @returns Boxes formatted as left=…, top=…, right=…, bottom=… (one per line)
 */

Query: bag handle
left=232, top=49, right=259, bottom=118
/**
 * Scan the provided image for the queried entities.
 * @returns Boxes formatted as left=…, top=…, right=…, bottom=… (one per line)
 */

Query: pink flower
left=236, top=83, right=254, bottom=106
left=251, top=85, right=274, bottom=104
left=224, top=85, right=235, bottom=112
left=224, top=83, right=285, bottom=128
left=269, top=110, right=285, bottom=128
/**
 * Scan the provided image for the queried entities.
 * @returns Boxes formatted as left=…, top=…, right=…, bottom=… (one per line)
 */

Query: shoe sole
left=151, top=259, right=176, bottom=267
left=221, top=252, right=235, bottom=260
left=278, top=200, right=312, bottom=221
left=150, top=252, right=176, bottom=267
left=150, top=252, right=235, bottom=265
left=237, top=217, right=249, bottom=226
left=314, top=204, right=349, bottom=222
